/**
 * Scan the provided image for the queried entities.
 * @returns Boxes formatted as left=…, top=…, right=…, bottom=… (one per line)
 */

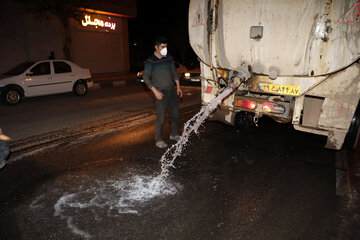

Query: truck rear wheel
left=235, top=111, right=256, bottom=130
left=343, top=101, right=360, bottom=150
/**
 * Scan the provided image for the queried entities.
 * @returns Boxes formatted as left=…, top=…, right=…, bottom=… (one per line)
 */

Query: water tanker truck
left=188, top=0, right=360, bottom=150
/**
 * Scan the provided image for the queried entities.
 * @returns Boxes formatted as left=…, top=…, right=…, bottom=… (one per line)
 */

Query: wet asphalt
left=0, top=106, right=341, bottom=239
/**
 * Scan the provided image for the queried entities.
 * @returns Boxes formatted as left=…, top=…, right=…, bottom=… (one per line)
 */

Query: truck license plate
left=259, top=83, right=300, bottom=96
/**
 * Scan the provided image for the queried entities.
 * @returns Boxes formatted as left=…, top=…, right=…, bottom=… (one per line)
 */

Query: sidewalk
left=91, top=71, right=138, bottom=88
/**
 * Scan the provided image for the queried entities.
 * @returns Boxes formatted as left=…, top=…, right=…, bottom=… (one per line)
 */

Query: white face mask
left=160, top=47, right=167, bottom=56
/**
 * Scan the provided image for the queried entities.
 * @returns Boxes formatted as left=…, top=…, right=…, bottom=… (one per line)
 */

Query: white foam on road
left=67, top=216, right=92, bottom=239
left=51, top=173, right=181, bottom=239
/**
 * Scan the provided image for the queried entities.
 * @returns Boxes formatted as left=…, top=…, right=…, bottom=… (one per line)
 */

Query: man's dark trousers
left=155, top=87, right=179, bottom=142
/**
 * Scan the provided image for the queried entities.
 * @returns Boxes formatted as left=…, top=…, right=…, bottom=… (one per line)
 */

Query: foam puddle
left=51, top=173, right=181, bottom=238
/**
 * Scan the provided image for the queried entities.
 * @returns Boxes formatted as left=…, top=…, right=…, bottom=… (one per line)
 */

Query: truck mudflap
left=292, top=63, right=360, bottom=150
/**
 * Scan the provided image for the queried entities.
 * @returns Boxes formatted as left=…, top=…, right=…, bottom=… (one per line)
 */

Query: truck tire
left=343, top=101, right=360, bottom=150
left=234, top=111, right=256, bottom=130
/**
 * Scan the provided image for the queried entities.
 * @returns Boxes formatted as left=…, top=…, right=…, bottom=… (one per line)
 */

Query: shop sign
left=80, top=14, right=120, bottom=32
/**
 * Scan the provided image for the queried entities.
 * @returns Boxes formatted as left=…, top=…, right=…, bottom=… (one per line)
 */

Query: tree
left=23, top=0, right=92, bottom=60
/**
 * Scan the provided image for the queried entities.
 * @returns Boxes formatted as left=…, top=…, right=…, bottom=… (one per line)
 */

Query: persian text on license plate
left=259, top=83, right=300, bottom=96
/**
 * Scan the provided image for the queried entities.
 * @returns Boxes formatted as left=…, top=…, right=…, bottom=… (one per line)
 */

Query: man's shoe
left=170, top=135, right=180, bottom=141
left=156, top=140, right=168, bottom=149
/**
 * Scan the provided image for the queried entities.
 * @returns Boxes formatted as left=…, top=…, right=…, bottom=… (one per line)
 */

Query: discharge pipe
left=227, top=64, right=252, bottom=90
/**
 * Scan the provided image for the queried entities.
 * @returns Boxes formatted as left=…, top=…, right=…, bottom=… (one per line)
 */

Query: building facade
left=0, top=0, right=136, bottom=74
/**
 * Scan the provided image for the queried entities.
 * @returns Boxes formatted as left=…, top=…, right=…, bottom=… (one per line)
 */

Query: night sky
left=128, top=0, right=197, bottom=71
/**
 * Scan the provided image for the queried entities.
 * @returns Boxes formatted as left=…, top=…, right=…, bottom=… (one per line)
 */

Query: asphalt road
left=0, top=83, right=200, bottom=142
left=0, top=83, right=358, bottom=239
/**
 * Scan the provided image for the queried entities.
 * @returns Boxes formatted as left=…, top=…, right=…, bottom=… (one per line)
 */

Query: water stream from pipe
left=160, top=87, right=234, bottom=176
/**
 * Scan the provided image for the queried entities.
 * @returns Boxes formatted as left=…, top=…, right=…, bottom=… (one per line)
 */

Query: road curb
left=91, top=72, right=137, bottom=89
left=92, top=80, right=129, bottom=89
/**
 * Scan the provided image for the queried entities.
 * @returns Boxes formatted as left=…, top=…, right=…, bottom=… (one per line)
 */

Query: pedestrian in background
left=48, top=51, right=55, bottom=60
left=143, top=36, right=183, bottom=148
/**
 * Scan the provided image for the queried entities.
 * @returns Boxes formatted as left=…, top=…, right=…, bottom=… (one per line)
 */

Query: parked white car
left=0, top=60, right=93, bottom=105
left=181, top=67, right=201, bottom=85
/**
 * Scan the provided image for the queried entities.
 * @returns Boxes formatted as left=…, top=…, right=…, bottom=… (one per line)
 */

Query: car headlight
left=184, top=73, right=190, bottom=77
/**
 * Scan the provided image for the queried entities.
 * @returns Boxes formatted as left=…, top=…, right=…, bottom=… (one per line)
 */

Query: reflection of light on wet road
left=70, top=118, right=155, bottom=148
left=30, top=171, right=182, bottom=239
left=110, top=124, right=154, bottom=145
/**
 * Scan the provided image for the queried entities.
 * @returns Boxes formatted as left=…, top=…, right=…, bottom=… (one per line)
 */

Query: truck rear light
left=262, top=102, right=285, bottom=114
left=236, top=100, right=257, bottom=110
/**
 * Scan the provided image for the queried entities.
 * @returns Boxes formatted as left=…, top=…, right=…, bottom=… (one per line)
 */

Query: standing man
left=143, top=36, right=183, bottom=148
